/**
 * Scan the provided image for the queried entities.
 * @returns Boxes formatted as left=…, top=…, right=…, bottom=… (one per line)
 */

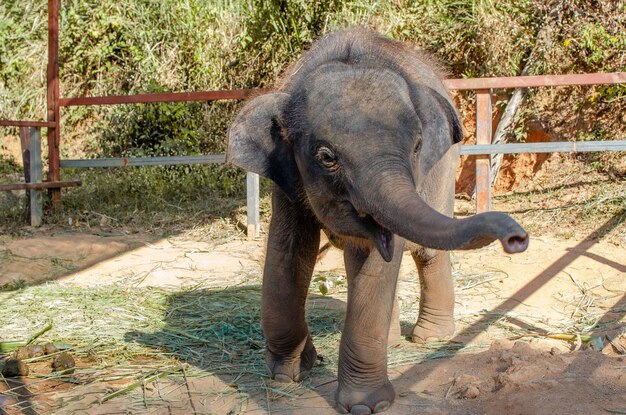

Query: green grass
left=0, top=164, right=271, bottom=233
left=2, top=0, right=624, bottom=157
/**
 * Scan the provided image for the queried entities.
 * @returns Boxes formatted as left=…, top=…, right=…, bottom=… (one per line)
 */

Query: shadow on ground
left=125, top=284, right=349, bottom=413
left=1, top=209, right=623, bottom=414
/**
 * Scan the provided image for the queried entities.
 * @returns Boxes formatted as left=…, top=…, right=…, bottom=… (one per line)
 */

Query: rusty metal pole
left=475, top=89, right=493, bottom=213
left=47, top=0, right=61, bottom=206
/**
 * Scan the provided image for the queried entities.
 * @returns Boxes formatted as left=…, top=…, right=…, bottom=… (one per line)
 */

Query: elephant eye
left=315, top=146, right=338, bottom=171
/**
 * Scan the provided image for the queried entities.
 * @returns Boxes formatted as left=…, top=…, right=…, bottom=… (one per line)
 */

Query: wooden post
left=29, top=127, right=43, bottom=226
left=47, top=0, right=61, bottom=206
left=19, top=127, right=32, bottom=219
left=475, top=89, right=492, bottom=213
left=246, top=172, right=260, bottom=239
left=19, top=127, right=31, bottom=183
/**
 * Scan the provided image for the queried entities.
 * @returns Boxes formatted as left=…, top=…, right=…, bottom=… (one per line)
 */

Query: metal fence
left=1, top=0, right=625, bottom=234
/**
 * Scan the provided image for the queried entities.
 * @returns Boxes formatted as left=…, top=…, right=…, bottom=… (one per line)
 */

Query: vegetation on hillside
left=0, top=0, right=624, bottom=229
left=2, top=1, right=624, bottom=151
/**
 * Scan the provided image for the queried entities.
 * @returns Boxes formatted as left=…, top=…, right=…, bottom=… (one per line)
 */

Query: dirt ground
left=1, top=217, right=625, bottom=414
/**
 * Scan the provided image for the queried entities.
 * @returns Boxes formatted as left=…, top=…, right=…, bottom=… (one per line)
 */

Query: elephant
left=227, top=29, right=528, bottom=414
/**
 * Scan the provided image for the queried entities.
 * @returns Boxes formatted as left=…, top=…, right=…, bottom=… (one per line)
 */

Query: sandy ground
left=1, top=228, right=625, bottom=414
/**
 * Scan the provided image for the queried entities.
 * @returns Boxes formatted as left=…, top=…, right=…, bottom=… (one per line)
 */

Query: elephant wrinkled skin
left=227, top=29, right=528, bottom=414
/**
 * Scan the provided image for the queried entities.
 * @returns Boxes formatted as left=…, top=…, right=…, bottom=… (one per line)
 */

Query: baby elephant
left=227, top=29, right=528, bottom=414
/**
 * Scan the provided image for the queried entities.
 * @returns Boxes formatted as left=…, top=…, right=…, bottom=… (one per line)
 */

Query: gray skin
left=227, top=30, right=528, bottom=415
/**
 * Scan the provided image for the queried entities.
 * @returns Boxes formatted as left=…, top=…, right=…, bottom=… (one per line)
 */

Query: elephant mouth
left=363, top=214, right=394, bottom=262
left=320, top=201, right=395, bottom=262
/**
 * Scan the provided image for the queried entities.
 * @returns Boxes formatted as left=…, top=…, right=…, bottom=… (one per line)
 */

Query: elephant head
left=227, top=49, right=528, bottom=261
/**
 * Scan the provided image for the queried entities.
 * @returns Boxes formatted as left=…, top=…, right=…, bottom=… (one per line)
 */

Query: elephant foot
left=335, top=381, right=395, bottom=414
left=265, top=335, right=317, bottom=382
left=411, top=317, right=455, bottom=343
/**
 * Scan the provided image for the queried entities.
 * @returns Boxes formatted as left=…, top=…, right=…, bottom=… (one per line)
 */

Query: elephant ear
left=430, top=89, right=463, bottom=145
left=227, top=92, right=299, bottom=201
left=411, top=86, right=464, bottom=178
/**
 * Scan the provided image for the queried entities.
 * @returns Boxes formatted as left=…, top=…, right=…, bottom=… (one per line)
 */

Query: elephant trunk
left=357, top=173, right=528, bottom=256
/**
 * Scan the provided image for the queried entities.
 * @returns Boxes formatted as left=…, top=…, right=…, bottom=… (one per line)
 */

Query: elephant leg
left=387, top=295, right=401, bottom=346
left=335, top=239, right=404, bottom=415
left=263, top=188, right=321, bottom=382
left=410, top=249, right=455, bottom=343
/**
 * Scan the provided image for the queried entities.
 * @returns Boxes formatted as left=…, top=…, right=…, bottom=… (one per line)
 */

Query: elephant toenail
left=272, top=374, right=293, bottom=383
left=294, top=369, right=310, bottom=381
left=350, top=404, right=372, bottom=415
left=373, top=401, right=391, bottom=413
left=335, top=403, right=349, bottom=414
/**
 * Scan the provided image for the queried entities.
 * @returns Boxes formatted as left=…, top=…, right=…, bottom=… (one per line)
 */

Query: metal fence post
left=47, top=0, right=61, bottom=207
left=29, top=127, right=43, bottom=226
left=246, top=172, right=260, bottom=239
left=475, top=89, right=493, bottom=213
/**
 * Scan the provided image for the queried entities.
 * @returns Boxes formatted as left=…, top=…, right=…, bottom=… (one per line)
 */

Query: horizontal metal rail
left=58, top=89, right=270, bottom=107
left=53, top=73, right=625, bottom=108
left=60, top=154, right=225, bottom=168
left=0, top=120, right=57, bottom=128
left=444, top=72, right=626, bottom=90
left=56, top=139, right=625, bottom=170
left=459, top=140, right=626, bottom=155
left=0, top=180, right=81, bottom=191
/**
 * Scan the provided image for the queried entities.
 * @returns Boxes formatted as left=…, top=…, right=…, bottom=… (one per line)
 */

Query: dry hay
left=0, top=269, right=501, bottom=413
left=1, top=254, right=620, bottom=414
